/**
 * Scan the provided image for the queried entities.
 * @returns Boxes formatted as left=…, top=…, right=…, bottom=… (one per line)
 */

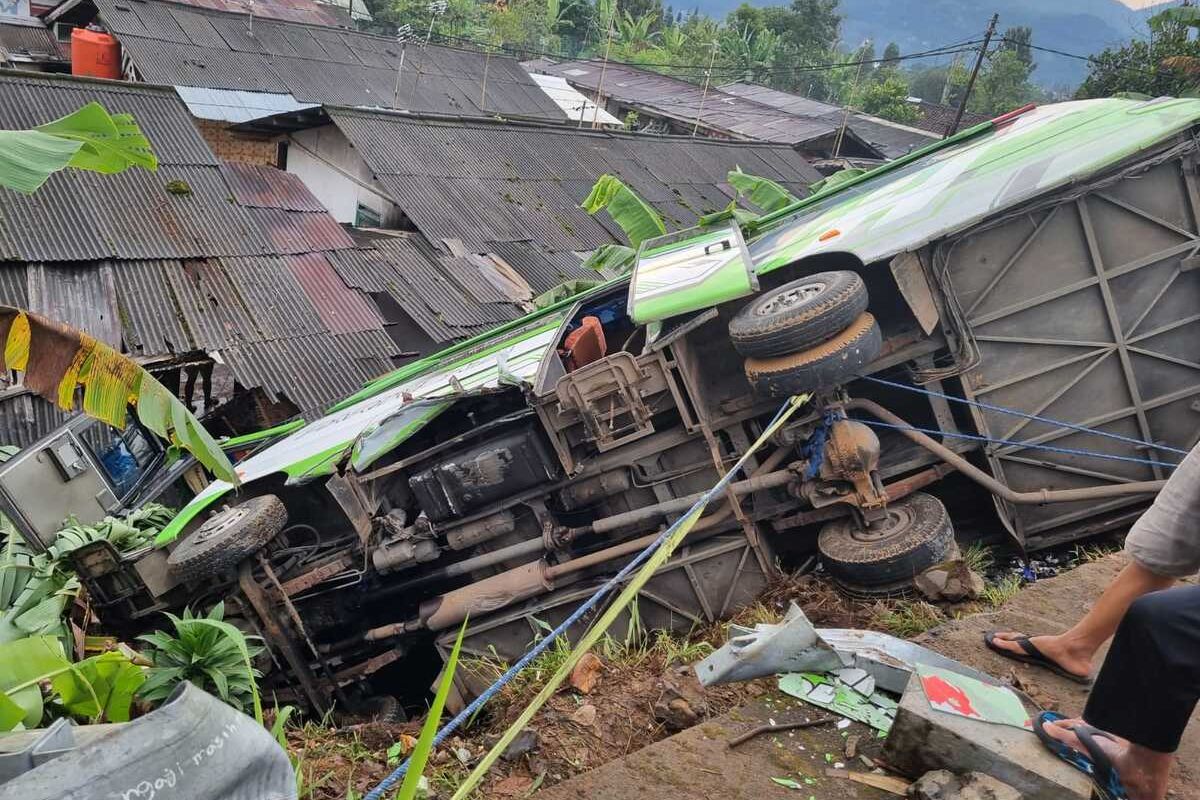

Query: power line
left=422, top=30, right=983, bottom=76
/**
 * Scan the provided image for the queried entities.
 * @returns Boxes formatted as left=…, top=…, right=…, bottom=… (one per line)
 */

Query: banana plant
left=0, top=102, right=157, bottom=194
left=0, top=306, right=237, bottom=484
left=0, top=635, right=145, bottom=730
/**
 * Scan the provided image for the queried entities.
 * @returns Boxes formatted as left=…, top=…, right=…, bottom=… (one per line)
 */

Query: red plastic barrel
left=71, top=28, right=121, bottom=80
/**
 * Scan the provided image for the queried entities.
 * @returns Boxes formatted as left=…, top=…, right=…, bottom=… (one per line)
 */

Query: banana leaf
left=0, top=102, right=157, bottom=195
left=581, top=243, right=636, bottom=276
left=581, top=175, right=666, bottom=247
left=727, top=167, right=800, bottom=213
left=0, top=306, right=237, bottom=485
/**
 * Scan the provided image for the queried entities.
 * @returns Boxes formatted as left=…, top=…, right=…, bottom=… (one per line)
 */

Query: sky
left=1116, top=0, right=1174, bottom=7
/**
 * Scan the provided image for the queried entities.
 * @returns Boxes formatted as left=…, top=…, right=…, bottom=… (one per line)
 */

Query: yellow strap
left=450, top=393, right=810, bottom=799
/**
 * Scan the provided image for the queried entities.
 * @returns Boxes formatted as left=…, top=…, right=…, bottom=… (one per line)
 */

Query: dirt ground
left=289, top=554, right=1195, bottom=800
left=285, top=572, right=887, bottom=799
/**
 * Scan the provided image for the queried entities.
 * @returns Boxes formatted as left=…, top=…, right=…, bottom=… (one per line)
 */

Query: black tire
left=167, top=495, right=287, bottom=580
left=729, top=271, right=868, bottom=358
left=744, top=312, right=881, bottom=397
left=818, top=492, right=957, bottom=594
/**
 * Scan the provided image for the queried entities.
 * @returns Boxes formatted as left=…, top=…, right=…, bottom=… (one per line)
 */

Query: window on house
left=355, top=204, right=381, bottom=228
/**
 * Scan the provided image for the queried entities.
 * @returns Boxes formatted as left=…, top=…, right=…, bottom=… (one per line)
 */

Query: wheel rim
left=190, top=506, right=249, bottom=545
left=848, top=505, right=916, bottom=544
left=756, top=281, right=827, bottom=316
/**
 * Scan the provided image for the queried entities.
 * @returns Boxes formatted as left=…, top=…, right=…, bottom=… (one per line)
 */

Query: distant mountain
left=680, top=0, right=1172, bottom=89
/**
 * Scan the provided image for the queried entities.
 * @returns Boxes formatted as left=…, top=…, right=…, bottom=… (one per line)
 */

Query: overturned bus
left=73, top=98, right=1200, bottom=714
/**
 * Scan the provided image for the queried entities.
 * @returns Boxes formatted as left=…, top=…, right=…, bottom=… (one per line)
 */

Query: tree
left=1077, top=10, right=1200, bottom=98
left=965, top=28, right=1044, bottom=116
left=852, top=75, right=919, bottom=123
left=881, top=41, right=901, bottom=71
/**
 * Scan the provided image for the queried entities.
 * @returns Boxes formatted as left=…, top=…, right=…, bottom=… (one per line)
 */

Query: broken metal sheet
left=817, top=628, right=998, bottom=694
left=696, top=602, right=842, bottom=686
left=916, top=664, right=1031, bottom=730
left=778, top=672, right=897, bottom=734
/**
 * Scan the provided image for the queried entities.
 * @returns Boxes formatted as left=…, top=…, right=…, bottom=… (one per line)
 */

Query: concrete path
left=537, top=690, right=894, bottom=800
left=538, top=552, right=1199, bottom=799
left=915, top=552, right=1200, bottom=799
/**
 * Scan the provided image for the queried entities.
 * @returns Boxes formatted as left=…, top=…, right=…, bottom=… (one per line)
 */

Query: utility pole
left=946, top=13, right=998, bottom=138
left=692, top=40, right=718, bottom=137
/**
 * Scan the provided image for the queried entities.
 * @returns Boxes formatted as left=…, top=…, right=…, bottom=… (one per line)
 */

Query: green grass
left=981, top=574, right=1023, bottom=608
left=1073, top=540, right=1120, bottom=564
left=870, top=600, right=945, bottom=638
left=960, top=542, right=995, bottom=575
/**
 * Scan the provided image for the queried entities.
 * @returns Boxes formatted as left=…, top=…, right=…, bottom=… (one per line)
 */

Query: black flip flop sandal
left=983, top=631, right=1092, bottom=685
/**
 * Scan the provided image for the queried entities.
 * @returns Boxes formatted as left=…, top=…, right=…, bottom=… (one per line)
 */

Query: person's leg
left=991, top=440, right=1200, bottom=678
left=990, top=561, right=1175, bottom=679
left=1041, top=585, right=1200, bottom=800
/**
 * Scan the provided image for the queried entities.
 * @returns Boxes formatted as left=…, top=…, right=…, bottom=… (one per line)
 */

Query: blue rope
left=859, top=419, right=1179, bottom=470
left=363, top=399, right=797, bottom=800
left=862, top=375, right=1190, bottom=457
left=800, top=409, right=841, bottom=479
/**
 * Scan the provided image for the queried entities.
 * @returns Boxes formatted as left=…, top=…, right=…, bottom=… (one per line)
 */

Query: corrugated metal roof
left=287, top=252, right=380, bottom=335
left=486, top=242, right=594, bottom=296
left=26, top=262, right=122, bottom=346
left=0, top=393, right=71, bottom=449
left=110, top=258, right=193, bottom=356
left=0, top=263, right=28, bottom=308
left=0, top=16, right=66, bottom=64
left=222, top=161, right=328, bottom=210
left=93, top=0, right=563, bottom=119
left=174, top=85, right=318, bottom=123
left=328, top=109, right=822, bottom=255
left=219, top=254, right=325, bottom=340
left=721, top=82, right=936, bottom=159
left=125, top=0, right=355, bottom=30
left=537, top=61, right=865, bottom=152
left=527, top=73, right=622, bottom=126
left=910, top=100, right=989, bottom=136
left=0, top=72, right=400, bottom=419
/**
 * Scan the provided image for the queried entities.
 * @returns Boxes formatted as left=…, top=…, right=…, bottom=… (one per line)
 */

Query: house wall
left=286, top=125, right=397, bottom=226
left=195, top=120, right=279, bottom=166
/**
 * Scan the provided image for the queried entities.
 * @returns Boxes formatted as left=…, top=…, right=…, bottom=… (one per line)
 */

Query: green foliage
left=968, top=46, right=1044, bottom=117
left=395, top=619, right=467, bottom=800
left=0, top=102, right=157, bottom=194
left=960, top=542, right=994, bottom=576
left=581, top=243, right=636, bottom=276
left=870, top=600, right=945, bottom=638
left=1, top=503, right=176, bottom=646
left=727, top=167, right=798, bottom=213
left=1078, top=7, right=1200, bottom=100
left=851, top=74, right=919, bottom=123
left=982, top=574, right=1023, bottom=609
left=808, top=167, right=866, bottom=196
left=138, top=602, right=263, bottom=720
left=581, top=175, right=665, bottom=247
left=533, top=278, right=604, bottom=308
left=0, top=635, right=144, bottom=730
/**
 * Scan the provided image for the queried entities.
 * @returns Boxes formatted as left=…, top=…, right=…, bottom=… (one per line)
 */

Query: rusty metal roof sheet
left=287, top=252, right=381, bottom=334
left=222, top=161, right=328, bottom=211
left=91, top=0, right=563, bottom=119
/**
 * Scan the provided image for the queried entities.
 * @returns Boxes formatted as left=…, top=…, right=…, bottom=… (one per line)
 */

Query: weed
left=982, top=574, right=1023, bottom=608
left=1073, top=541, right=1119, bottom=564
left=961, top=542, right=995, bottom=575
left=870, top=600, right=945, bottom=638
